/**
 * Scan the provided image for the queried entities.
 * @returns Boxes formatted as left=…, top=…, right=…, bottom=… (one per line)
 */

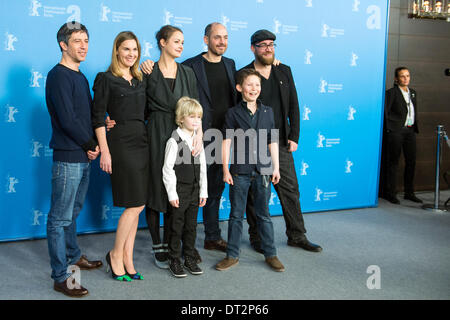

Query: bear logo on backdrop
left=29, top=70, right=43, bottom=88
left=5, top=33, right=18, bottom=51
left=0, top=0, right=389, bottom=241
left=29, top=0, right=42, bottom=16
left=5, top=105, right=19, bottom=123
left=6, top=176, right=19, bottom=194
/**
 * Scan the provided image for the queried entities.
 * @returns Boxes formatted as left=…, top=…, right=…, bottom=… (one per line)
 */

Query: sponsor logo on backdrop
left=346, top=159, right=353, bottom=173
left=32, top=209, right=46, bottom=226
left=303, top=106, right=311, bottom=120
left=321, top=23, right=345, bottom=38
left=367, top=5, right=381, bottom=30
left=6, top=175, right=19, bottom=193
left=269, top=192, right=280, bottom=206
left=221, top=14, right=230, bottom=28
left=164, top=9, right=192, bottom=27
left=142, top=41, right=153, bottom=58
left=5, top=104, right=19, bottom=123
left=305, top=50, right=313, bottom=65
left=29, top=0, right=42, bottom=16
left=319, top=79, right=328, bottom=93
left=319, top=78, right=343, bottom=94
left=351, top=52, right=359, bottom=67
left=348, top=106, right=356, bottom=120
left=100, top=3, right=111, bottom=21
left=164, top=9, right=174, bottom=24
left=219, top=196, right=230, bottom=210
left=317, top=132, right=341, bottom=148
left=5, top=32, right=18, bottom=51
left=273, top=18, right=282, bottom=34
left=101, top=204, right=123, bottom=220
left=221, top=14, right=247, bottom=31
left=30, top=69, right=43, bottom=88
left=353, top=0, right=361, bottom=12
left=305, top=0, right=313, bottom=7
left=29, top=1, right=81, bottom=21
left=100, top=3, right=132, bottom=23
left=273, top=18, right=298, bottom=35
left=315, top=187, right=338, bottom=201
left=301, top=161, right=309, bottom=176
left=314, top=187, right=323, bottom=201
left=317, top=132, right=326, bottom=148
left=31, top=140, right=43, bottom=157
left=30, top=140, right=52, bottom=157
left=101, top=205, right=110, bottom=220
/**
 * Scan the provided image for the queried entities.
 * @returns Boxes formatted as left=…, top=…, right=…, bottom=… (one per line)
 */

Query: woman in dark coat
left=145, top=25, right=199, bottom=268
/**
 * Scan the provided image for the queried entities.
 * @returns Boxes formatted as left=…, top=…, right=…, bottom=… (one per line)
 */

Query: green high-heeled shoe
left=125, top=269, right=144, bottom=280
left=105, top=252, right=132, bottom=282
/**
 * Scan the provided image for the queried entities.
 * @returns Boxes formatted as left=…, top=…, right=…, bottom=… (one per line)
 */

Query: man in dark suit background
left=241, top=30, right=322, bottom=253
left=382, top=67, right=422, bottom=204
left=182, top=23, right=237, bottom=252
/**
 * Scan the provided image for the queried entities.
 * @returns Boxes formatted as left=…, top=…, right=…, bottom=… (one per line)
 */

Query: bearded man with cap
left=240, top=29, right=322, bottom=253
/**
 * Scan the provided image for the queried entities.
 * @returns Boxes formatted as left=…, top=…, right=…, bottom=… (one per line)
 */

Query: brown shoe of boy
left=265, top=256, right=285, bottom=272
left=215, top=257, right=239, bottom=271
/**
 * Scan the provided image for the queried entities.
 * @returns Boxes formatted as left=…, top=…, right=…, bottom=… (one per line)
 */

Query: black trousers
left=246, top=144, right=307, bottom=243
left=167, top=183, right=200, bottom=260
left=384, top=127, right=417, bottom=196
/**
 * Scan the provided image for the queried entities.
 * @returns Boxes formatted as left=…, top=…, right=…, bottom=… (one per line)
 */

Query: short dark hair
left=156, top=25, right=182, bottom=50
left=57, top=21, right=89, bottom=52
left=204, top=22, right=221, bottom=37
left=395, top=66, right=409, bottom=78
left=235, top=68, right=262, bottom=86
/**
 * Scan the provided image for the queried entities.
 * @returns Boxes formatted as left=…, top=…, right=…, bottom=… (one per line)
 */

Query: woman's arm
left=95, top=126, right=112, bottom=174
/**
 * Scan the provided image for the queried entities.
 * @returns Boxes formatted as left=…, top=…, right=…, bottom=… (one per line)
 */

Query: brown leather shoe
left=265, top=256, right=285, bottom=272
left=54, top=280, right=89, bottom=298
left=74, top=255, right=103, bottom=270
left=215, top=257, right=239, bottom=271
left=204, top=239, right=227, bottom=252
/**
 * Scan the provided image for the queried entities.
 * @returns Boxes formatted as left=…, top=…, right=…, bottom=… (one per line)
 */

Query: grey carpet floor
left=1, top=191, right=449, bottom=300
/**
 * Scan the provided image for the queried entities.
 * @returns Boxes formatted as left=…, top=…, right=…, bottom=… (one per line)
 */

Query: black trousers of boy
left=246, top=143, right=307, bottom=243
left=167, top=182, right=200, bottom=261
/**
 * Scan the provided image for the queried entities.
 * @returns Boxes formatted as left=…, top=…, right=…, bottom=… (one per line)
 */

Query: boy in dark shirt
left=215, top=69, right=285, bottom=272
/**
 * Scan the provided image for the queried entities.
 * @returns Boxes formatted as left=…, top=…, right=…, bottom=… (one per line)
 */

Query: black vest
left=172, top=130, right=200, bottom=185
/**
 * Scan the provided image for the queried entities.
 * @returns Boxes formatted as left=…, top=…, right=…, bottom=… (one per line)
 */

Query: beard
left=209, top=44, right=226, bottom=56
left=255, top=52, right=274, bottom=66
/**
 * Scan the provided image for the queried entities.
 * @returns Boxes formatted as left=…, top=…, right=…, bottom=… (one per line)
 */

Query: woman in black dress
left=145, top=25, right=200, bottom=268
left=92, top=31, right=148, bottom=281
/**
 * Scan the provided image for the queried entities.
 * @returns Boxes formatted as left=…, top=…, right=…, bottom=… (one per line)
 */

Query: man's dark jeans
left=247, top=144, right=307, bottom=243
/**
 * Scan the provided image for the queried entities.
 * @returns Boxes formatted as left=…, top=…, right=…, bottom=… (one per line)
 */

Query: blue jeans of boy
left=47, top=161, right=90, bottom=283
left=227, top=171, right=277, bottom=259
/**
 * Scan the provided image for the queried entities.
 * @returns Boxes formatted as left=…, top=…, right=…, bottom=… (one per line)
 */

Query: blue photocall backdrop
left=0, top=0, right=389, bottom=241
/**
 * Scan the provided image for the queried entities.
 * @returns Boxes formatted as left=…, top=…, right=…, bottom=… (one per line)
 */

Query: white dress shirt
left=162, top=127, right=208, bottom=202
left=400, top=87, right=415, bottom=126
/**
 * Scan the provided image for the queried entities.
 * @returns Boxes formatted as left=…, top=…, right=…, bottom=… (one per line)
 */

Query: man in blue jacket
left=45, top=22, right=101, bottom=298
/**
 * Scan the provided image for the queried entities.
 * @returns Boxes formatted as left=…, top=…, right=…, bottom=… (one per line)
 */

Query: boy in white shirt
left=163, top=97, right=208, bottom=277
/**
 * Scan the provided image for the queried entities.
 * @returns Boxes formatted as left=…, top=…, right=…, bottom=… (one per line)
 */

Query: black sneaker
left=169, top=258, right=187, bottom=278
left=184, top=256, right=203, bottom=275
left=193, top=248, right=202, bottom=264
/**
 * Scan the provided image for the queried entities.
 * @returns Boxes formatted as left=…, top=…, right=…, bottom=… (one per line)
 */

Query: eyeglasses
left=254, top=43, right=276, bottom=49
